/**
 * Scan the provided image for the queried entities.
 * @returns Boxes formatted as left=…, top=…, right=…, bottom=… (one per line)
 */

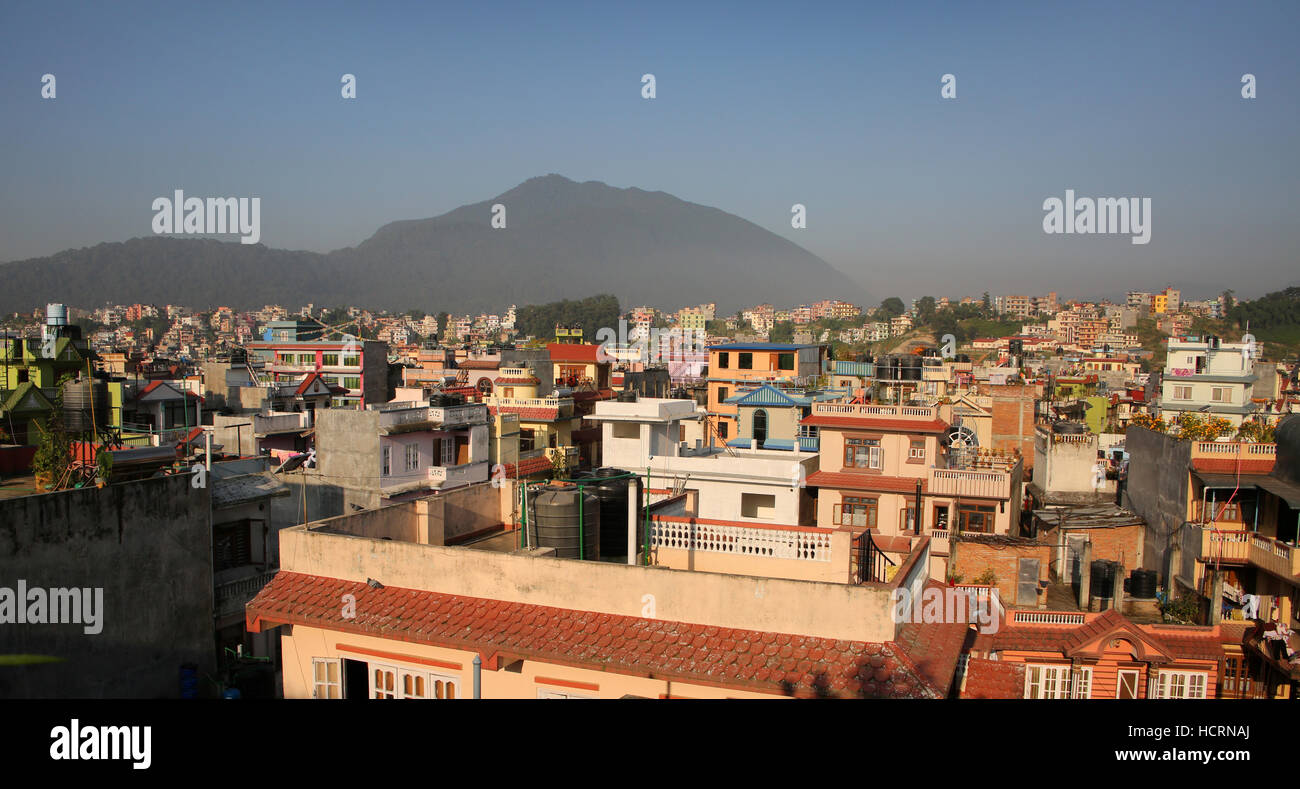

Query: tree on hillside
left=880, top=297, right=905, bottom=317
left=917, top=296, right=937, bottom=326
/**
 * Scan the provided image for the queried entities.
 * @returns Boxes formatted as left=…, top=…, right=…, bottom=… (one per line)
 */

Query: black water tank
left=1053, top=421, right=1086, bottom=434
left=1090, top=560, right=1117, bottom=598
left=529, top=485, right=601, bottom=560
left=617, top=390, right=638, bottom=402
left=1130, top=569, right=1158, bottom=598
left=586, top=467, right=645, bottom=559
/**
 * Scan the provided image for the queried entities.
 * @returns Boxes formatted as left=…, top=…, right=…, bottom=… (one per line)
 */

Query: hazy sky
left=2, top=0, right=1297, bottom=305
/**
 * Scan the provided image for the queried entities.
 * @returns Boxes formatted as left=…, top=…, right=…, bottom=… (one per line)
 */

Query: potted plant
left=95, top=450, right=113, bottom=488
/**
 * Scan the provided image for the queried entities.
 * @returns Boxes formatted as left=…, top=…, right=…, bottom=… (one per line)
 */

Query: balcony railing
left=928, top=468, right=1013, bottom=499
left=378, top=404, right=488, bottom=431
left=214, top=569, right=277, bottom=619
left=1199, top=528, right=1251, bottom=563
left=428, top=460, right=490, bottom=488
left=811, top=403, right=937, bottom=419
left=1250, top=534, right=1299, bottom=579
left=650, top=519, right=832, bottom=561
left=254, top=411, right=310, bottom=435
left=1192, top=441, right=1277, bottom=458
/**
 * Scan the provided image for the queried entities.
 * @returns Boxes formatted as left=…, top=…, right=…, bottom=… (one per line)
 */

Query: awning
left=1193, top=471, right=1265, bottom=490
left=1257, top=476, right=1300, bottom=508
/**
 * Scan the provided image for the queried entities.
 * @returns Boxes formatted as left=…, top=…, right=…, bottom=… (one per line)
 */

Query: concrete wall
left=952, top=535, right=1051, bottom=608
left=653, top=528, right=852, bottom=584
left=0, top=474, right=215, bottom=698
left=1122, top=427, right=1191, bottom=579
left=314, top=408, right=383, bottom=512
left=279, top=524, right=898, bottom=644
left=428, top=481, right=505, bottom=543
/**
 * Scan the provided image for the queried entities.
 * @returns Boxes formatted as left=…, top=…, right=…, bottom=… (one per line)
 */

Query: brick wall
left=988, top=383, right=1041, bottom=470
left=952, top=535, right=1052, bottom=608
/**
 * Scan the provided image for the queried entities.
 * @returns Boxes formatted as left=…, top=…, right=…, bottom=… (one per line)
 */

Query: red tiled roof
left=960, top=658, right=1025, bottom=699
left=799, top=416, right=950, bottom=434
left=806, top=470, right=928, bottom=494
left=488, top=405, right=561, bottom=421
left=502, top=456, right=554, bottom=478
left=1191, top=458, right=1275, bottom=475
left=985, top=609, right=1224, bottom=663
left=246, top=571, right=946, bottom=698
left=547, top=343, right=601, bottom=363
left=459, top=360, right=500, bottom=370
left=493, top=376, right=540, bottom=385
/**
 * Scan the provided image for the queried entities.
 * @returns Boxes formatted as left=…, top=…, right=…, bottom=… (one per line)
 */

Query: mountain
left=0, top=175, right=867, bottom=316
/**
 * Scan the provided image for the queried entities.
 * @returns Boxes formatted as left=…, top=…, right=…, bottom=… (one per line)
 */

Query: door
left=1117, top=669, right=1140, bottom=699
left=1017, top=558, right=1040, bottom=606
left=1066, top=535, right=1087, bottom=587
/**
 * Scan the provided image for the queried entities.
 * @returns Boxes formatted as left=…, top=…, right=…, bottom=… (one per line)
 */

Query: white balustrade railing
left=1012, top=610, right=1087, bottom=625
left=810, top=403, right=937, bottom=419
left=650, top=520, right=832, bottom=562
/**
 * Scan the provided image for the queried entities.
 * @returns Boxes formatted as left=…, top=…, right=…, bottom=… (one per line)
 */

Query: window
left=753, top=409, right=768, bottom=445
left=717, top=352, right=729, bottom=369
left=342, top=354, right=361, bottom=367
left=1211, top=387, right=1230, bottom=403
left=1071, top=667, right=1093, bottom=699
left=777, top=352, right=795, bottom=370
left=312, top=658, right=342, bottom=699
left=1173, top=385, right=1192, bottom=400
left=741, top=492, right=776, bottom=519
left=381, top=445, right=391, bottom=476
left=958, top=503, right=997, bottom=533
left=838, top=496, right=877, bottom=528
left=321, top=353, right=340, bottom=366
left=1024, top=664, right=1072, bottom=699
left=405, top=443, right=419, bottom=471
left=538, top=689, right=596, bottom=699
left=718, top=421, right=728, bottom=439
left=613, top=422, right=639, bottom=440
left=441, top=437, right=455, bottom=466
left=738, top=352, right=753, bottom=370
left=844, top=437, right=882, bottom=470
left=371, top=665, right=397, bottom=699
left=1117, top=669, right=1140, bottom=699
left=369, top=663, right=459, bottom=699
left=901, top=502, right=918, bottom=532
left=717, top=386, right=729, bottom=403
left=908, top=438, right=926, bottom=463
left=298, top=353, right=315, bottom=366
left=342, top=376, right=360, bottom=389
left=1151, top=671, right=1207, bottom=699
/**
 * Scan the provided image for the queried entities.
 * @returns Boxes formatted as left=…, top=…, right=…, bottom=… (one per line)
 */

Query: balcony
left=427, top=460, right=490, bottom=489
left=378, top=403, right=488, bottom=433
left=486, top=396, right=575, bottom=419
left=214, top=568, right=278, bottom=620
left=1191, top=441, right=1276, bottom=459
left=928, top=467, right=1016, bottom=499
left=810, top=402, right=938, bottom=419
left=1198, top=527, right=1299, bottom=579
left=253, top=411, right=310, bottom=436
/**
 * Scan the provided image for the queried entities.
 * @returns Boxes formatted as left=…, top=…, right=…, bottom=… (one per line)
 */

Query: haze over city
left=2, top=0, right=1298, bottom=303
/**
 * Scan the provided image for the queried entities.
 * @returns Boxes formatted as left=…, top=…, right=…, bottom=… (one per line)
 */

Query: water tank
left=529, top=485, right=600, bottom=560
left=1052, top=421, right=1086, bottom=434
left=901, top=356, right=922, bottom=381
left=62, top=380, right=110, bottom=433
left=1090, top=560, right=1118, bottom=599
left=617, top=390, right=638, bottom=402
left=1129, top=569, right=1158, bottom=598
left=46, top=303, right=68, bottom=327
left=586, top=467, right=644, bottom=559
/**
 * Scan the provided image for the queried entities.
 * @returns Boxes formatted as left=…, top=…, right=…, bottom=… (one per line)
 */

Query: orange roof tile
left=246, top=571, right=949, bottom=698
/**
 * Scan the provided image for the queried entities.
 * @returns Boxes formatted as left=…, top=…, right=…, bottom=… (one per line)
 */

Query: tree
left=1221, top=289, right=1235, bottom=315
left=880, top=297, right=905, bottom=317
left=769, top=321, right=795, bottom=343
left=917, top=296, right=937, bottom=326
left=982, top=291, right=991, bottom=313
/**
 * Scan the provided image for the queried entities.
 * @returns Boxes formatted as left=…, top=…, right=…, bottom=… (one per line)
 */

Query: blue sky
left=1, top=0, right=1297, bottom=304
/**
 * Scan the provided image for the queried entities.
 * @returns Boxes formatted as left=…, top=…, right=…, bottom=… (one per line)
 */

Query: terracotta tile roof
left=960, top=658, right=1025, bottom=699
left=493, top=376, right=540, bottom=385
left=806, top=470, right=928, bottom=494
left=547, top=343, right=601, bottom=363
left=800, top=416, right=950, bottom=434
left=459, top=360, right=500, bottom=370
left=986, top=608, right=1224, bottom=663
left=502, top=456, right=554, bottom=478
left=246, top=571, right=947, bottom=698
left=1191, top=458, right=1276, bottom=475
left=892, top=582, right=973, bottom=697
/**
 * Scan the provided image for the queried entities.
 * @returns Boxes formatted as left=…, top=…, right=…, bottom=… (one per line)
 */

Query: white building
left=1157, top=337, right=1262, bottom=426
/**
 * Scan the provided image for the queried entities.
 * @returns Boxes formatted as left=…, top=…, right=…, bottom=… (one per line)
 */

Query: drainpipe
left=472, top=654, right=481, bottom=699
left=914, top=479, right=923, bottom=535
left=627, top=478, right=637, bottom=566
left=577, top=483, right=585, bottom=560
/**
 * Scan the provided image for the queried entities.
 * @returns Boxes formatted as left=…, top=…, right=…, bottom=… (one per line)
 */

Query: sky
left=1, top=0, right=1297, bottom=305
